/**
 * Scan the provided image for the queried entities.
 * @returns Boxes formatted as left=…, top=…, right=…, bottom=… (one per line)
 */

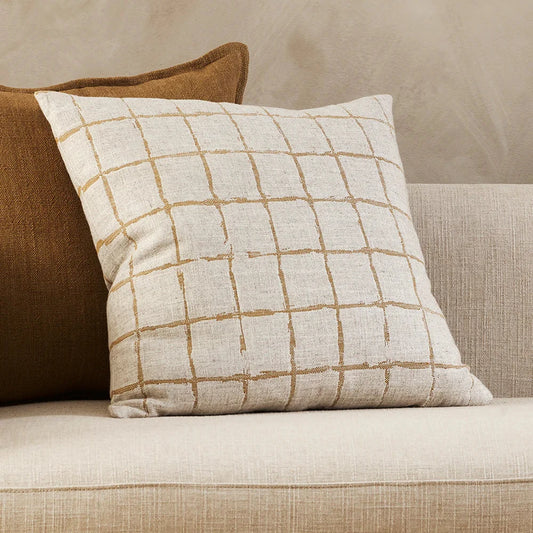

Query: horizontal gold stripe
left=111, top=361, right=466, bottom=397
left=108, top=300, right=444, bottom=351
left=57, top=111, right=394, bottom=144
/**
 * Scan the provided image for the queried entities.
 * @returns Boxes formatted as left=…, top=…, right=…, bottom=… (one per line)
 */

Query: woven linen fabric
left=35, top=92, right=493, bottom=417
left=1, top=399, right=531, bottom=532
left=409, top=184, right=533, bottom=398
left=0, top=42, right=248, bottom=405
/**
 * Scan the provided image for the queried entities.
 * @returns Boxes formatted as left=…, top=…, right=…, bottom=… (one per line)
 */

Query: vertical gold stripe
left=177, top=271, right=198, bottom=410
left=178, top=104, right=249, bottom=409
left=303, top=111, right=392, bottom=406
left=124, top=100, right=200, bottom=411
left=218, top=103, right=298, bottom=410
left=70, top=95, right=148, bottom=416
left=260, top=107, right=345, bottom=409
left=344, top=101, right=437, bottom=406
left=128, top=258, right=149, bottom=414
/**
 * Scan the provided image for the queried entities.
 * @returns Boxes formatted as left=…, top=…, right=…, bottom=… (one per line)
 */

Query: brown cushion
left=0, top=42, right=249, bottom=404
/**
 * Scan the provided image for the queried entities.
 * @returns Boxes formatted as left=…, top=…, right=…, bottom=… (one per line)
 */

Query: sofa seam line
left=1, top=478, right=532, bottom=494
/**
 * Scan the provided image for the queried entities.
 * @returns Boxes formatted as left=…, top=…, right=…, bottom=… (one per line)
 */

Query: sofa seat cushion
left=0, top=399, right=531, bottom=532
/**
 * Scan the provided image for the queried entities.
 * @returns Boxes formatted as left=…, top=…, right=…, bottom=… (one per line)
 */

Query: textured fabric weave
left=0, top=399, right=531, bottom=532
left=36, top=93, right=492, bottom=416
left=410, top=184, right=533, bottom=398
left=0, top=42, right=248, bottom=405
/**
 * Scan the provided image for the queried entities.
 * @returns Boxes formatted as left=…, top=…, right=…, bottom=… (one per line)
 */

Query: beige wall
left=1, top=0, right=530, bottom=184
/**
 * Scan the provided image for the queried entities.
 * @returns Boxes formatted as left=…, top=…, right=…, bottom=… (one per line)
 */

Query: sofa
left=1, top=183, right=531, bottom=532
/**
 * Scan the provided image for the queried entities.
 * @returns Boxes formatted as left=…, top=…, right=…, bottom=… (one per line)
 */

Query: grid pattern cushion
left=35, top=92, right=493, bottom=417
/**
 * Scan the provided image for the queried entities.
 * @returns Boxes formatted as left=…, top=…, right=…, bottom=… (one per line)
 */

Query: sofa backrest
left=409, top=184, right=532, bottom=397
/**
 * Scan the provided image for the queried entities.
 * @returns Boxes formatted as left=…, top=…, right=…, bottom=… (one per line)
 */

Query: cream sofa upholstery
left=1, top=184, right=531, bottom=532
left=1, top=399, right=531, bottom=532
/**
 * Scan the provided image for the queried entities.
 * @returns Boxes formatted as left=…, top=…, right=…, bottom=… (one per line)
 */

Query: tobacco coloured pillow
left=35, top=92, right=493, bottom=417
left=0, top=42, right=248, bottom=404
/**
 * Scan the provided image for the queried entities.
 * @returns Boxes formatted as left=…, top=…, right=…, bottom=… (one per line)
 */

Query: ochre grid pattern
left=36, top=92, right=492, bottom=417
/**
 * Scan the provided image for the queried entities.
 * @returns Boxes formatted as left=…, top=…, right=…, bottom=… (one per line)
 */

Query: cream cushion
left=0, top=399, right=531, bottom=532
left=36, top=92, right=492, bottom=416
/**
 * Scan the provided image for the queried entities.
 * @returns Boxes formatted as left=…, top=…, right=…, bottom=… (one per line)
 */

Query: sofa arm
left=408, top=184, right=533, bottom=398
